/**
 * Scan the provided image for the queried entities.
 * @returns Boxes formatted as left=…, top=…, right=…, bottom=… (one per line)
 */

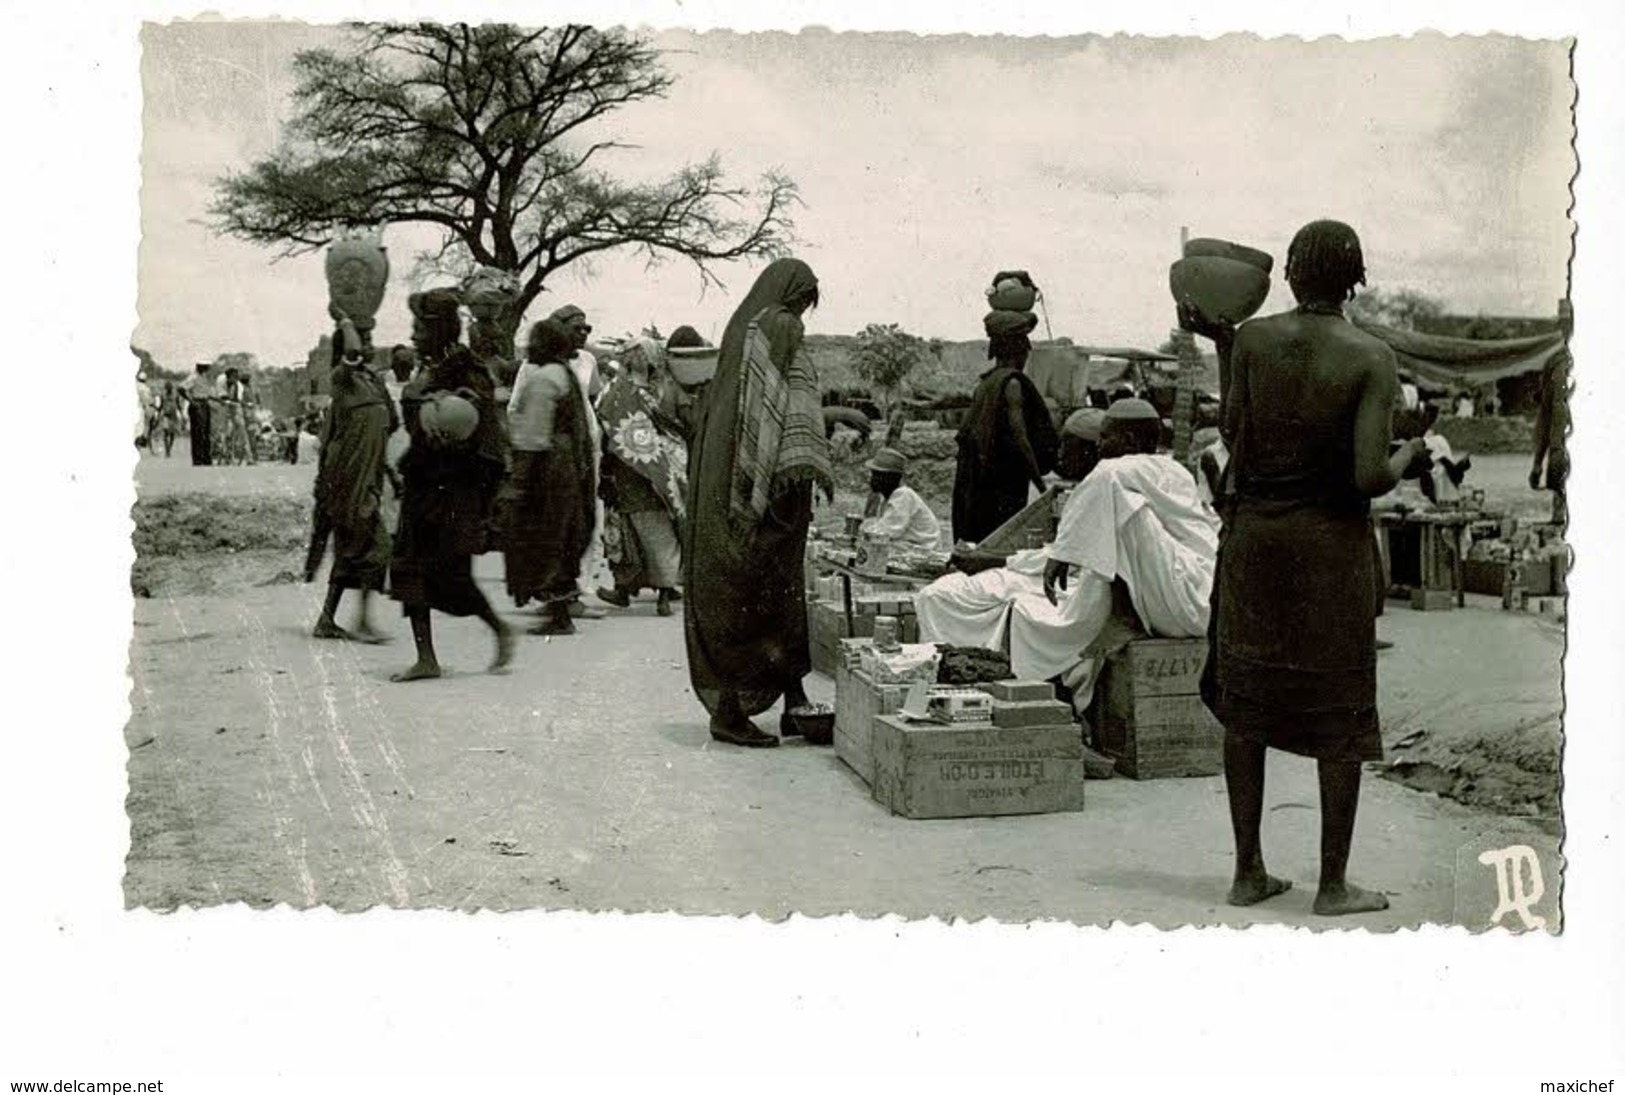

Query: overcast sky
left=136, top=23, right=1574, bottom=368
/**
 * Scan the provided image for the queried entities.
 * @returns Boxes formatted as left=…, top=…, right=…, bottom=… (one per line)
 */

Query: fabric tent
left=1026, top=345, right=1182, bottom=405
left=1353, top=319, right=1564, bottom=387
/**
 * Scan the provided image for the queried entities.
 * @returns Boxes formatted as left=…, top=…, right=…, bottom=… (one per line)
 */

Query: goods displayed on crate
left=1089, top=637, right=1224, bottom=780
left=936, top=644, right=1013, bottom=686
left=859, top=642, right=940, bottom=685
left=921, top=687, right=995, bottom=724
left=1461, top=521, right=1569, bottom=604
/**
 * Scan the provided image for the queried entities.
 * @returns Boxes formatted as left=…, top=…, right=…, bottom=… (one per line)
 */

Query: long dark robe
left=389, top=346, right=506, bottom=617
left=187, top=399, right=212, bottom=466
left=315, top=362, right=398, bottom=591
left=951, top=366, right=1057, bottom=543
left=683, top=258, right=821, bottom=718
left=1200, top=326, right=1382, bottom=763
left=503, top=364, right=595, bottom=607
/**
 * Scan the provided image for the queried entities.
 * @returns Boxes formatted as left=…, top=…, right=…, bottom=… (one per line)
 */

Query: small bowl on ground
left=787, top=703, right=835, bottom=745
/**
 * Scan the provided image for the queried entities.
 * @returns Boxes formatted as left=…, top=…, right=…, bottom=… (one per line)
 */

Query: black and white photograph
left=6, top=1, right=1623, bottom=1089
left=126, top=19, right=1573, bottom=928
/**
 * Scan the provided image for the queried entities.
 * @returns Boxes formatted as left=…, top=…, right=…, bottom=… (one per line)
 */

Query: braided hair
left=1285, top=220, right=1367, bottom=304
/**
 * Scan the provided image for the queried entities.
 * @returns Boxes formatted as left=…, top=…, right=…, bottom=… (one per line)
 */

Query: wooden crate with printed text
left=1092, top=637, right=1223, bottom=779
left=869, top=715, right=1085, bottom=819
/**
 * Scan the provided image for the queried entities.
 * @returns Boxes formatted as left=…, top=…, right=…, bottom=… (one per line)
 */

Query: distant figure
left=134, top=371, right=155, bottom=449
left=503, top=320, right=596, bottom=636
left=1190, top=219, right=1429, bottom=917
left=1529, top=303, right=1571, bottom=528
left=859, top=447, right=941, bottom=550
left=388, top=288, right=514, bottom=682
left=183, top=363, right=214, bottom=466
left=550, top=304, right=609, bottom=619
left=595, top=337, right=689, bottom=616
left=156, top=382, right=181, bottom=458
left=683, top=257, right=832, bottom=748
left=310, top=317, right=398, bottom=644
left=951, top=311, right=1059, bottom=544
left=1454, top=392, right=1475, bottom=418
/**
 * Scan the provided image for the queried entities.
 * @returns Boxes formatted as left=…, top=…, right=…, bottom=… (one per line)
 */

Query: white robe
left=916, top=454, right=1219, bottom=702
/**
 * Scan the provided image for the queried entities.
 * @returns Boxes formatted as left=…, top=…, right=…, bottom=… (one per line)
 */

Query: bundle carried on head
left=984, top=307, right=1040, bottom=362
left=987, top=270, right=1040, bottom=312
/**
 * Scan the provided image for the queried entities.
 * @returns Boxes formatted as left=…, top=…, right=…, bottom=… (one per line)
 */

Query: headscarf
left=719, top=258, right=820, bottom=372
left=719, top=257, right=832, bottom=527
left=549, top=304, right=587, bottom=325
left=618, top=336, right=665, bottom=385
left=1063, top=407, right=1107, bottom=442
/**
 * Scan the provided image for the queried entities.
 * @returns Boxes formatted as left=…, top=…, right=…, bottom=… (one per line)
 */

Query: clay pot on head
left=1170, top=239, right=1274, bottom=326
left=665, top=345, right=720, bottom=388
left=325, top=235, right=390, bottom=333
left=988, top=277, right=1039, bottom=312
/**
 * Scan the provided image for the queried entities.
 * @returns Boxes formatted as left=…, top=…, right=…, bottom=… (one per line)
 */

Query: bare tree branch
left=211, top=23, right=800, bottom=336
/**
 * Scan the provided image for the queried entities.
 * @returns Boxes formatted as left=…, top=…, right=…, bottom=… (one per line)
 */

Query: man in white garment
left=915, top=399, right=1219, bottom=710
left=550, top=304, right=608, bottom=619
left=859, top=447, right=941, bottom=549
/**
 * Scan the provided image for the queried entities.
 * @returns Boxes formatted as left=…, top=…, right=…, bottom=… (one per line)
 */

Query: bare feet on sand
left=489, top=626, right=515, bottom=673
left=1227, top=873, right=1293, bottom=907
left=350, top=625, right=390, bottom=645
left=312, top=619, right=351, bottom=640
left=1313, top=882, right=1390, bottom=916
left=390, top=660, right=442, bottom=683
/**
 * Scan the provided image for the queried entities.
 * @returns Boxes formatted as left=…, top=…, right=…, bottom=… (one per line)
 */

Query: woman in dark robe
left=596, top=336, right=689, bottom=617
left=388, top=288, right=514, bottom=682
left=310, top=316, right=399, bottom=642
left=683, top=258, right=833, bottom=747
left=1192, top=220, right=1428, bottom=916
left=503, top=319, right=597, bottom=636
left=951, top=311, right=1059, bottom=544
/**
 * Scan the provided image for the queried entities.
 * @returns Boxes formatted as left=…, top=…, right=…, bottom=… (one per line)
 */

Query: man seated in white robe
left=915, top=399, right=1219, bottom=709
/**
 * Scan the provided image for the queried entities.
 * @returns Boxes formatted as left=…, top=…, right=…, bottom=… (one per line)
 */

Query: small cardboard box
left=869, top=714, right=1085, bottom=819
left=1094, top=638, right=1222, bottom=779
left=978, top=679, right=1058, bottom=703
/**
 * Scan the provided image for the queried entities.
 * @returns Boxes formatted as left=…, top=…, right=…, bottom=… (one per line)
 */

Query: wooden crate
left=833, top=665, right=909, bottom=787
left=810, top=601, right=878, bottom=677
left=1093, top=638, right=1223, bottom=779
left=869, top=715, right=1085, bottom=819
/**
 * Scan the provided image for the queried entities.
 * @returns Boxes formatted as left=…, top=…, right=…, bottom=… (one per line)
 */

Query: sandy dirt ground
left=126, top=441, right=1564, bottom=926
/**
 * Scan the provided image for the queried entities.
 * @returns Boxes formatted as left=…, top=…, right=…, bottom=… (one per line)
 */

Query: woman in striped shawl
left=683, top=258, right=833, bottom=747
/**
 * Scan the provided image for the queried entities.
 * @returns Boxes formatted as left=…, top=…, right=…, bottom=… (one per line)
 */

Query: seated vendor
left=915, top=398, right=1218, bottom=710
left=1058, top=407, right=1105, bottom=482
left=859, top=447, right=942, bottom=550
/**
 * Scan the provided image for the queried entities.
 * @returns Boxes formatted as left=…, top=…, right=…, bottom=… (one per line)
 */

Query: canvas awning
left=1353, top=320, right=1565, bottom=387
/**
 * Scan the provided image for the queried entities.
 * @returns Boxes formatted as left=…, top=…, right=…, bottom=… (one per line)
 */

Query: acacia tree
left=212, top=23, right=799, bottom=344
left=851, top=323, right=928, bottom=443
